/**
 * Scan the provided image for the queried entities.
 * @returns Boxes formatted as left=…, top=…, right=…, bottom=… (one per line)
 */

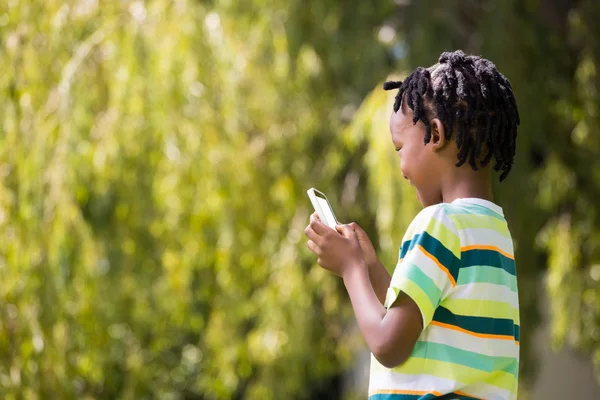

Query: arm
left=367, top=258, right=391, bottom=305
left=342, top=256, right=422, bottom=368
left=304, top=217, right=422, bottom=368
left=305, top=207, right=458, bottom=369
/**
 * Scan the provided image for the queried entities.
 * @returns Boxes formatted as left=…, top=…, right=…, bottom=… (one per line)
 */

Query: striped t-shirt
left=369, top=198, right=519, bottom=400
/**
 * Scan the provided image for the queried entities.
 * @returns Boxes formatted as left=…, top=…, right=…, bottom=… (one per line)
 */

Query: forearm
left=368, top=259, right=392, bottom=305
left=343, top=264, right=388, bottom=355
left=343, top=264, right=417, bottom=368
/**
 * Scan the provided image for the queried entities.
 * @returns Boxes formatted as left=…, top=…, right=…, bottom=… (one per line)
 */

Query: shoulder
left=404, top=203, right=461, bottom=255
left=408, top=203, right=459, bottom=235
left=414, top=203, right=454, bottom=218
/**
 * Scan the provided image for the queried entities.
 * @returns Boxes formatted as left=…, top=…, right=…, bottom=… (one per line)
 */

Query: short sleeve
left=384, top=205, right=461, bottom=329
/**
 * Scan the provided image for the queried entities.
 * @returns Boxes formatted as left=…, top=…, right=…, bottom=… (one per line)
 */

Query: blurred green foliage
left=0, top=0, right=393, bottom=398
left=1, top=0, right=600, bottom=399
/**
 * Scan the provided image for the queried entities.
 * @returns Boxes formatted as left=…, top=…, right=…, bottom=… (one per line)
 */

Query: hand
left=348, top=222, right=380, bottom=270
left=304, top=213, right=366, bottom=278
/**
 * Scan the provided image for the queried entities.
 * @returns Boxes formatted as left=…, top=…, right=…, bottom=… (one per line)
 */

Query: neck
left=440, top=169, right=494, bottom=204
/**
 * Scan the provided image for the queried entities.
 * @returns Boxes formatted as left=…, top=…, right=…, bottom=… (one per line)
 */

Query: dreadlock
left=383, top=50, right=520, bottom=181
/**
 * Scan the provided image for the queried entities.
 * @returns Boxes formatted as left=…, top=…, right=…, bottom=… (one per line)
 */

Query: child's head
left=384, top=50, right=520, bottom=206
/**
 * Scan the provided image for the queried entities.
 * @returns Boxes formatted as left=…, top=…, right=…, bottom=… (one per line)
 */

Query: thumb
left=336, top=223, right=357, bottom=239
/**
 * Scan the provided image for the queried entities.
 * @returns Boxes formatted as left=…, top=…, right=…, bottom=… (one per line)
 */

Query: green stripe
left=392, top=279, right=435, bottom=324
left=399, top=232, right=460, bottom=281
left=449, top=213, right=509, bottom=235
left=384, top=287, right=400, bottom=309
left=369, top=394, right=478, bottom=400
left=443, top=298, right=520, bottom=325
left=462, top=249, right=516, bottom=275
left=457, top=266, right=518, bottom=292
left=445, top=203, right=505, bottom=220
left=404, top=262, right=442, bottom=306
left=424, top=215, right=461, bottom=258
left=434, top=306, right=520, bottom=341
left=411, top=341, right=519, bottom=376
left=392, top=357, right=518, bottom=393
left=404, top=207, right=461, bottom=258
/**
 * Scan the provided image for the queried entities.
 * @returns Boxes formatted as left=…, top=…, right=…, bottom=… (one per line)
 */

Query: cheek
left=399, top=146, right=419, bottom=177
left=399, top=152, right=410, bottom=176
left=400, top=146, right=431, bottom=189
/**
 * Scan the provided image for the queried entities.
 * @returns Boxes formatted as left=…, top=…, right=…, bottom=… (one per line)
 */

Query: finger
left=309, top=217, right=329, bottom=235
left=336, top=224, right=358, bottom=239
left=304, top=225, right=323, bottom=246
left=310, top=212, right=322, bottom=223
left=349, top=222, right=368, bottom=239
left=349, top=222, right=363, bottom=234
left=335, top=223, right=349, bottom=235
left=307, top=240, right=320, bottom=255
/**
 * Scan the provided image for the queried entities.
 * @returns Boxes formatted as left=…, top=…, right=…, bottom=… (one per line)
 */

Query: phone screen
left=315, top=195, right=337, bottom=228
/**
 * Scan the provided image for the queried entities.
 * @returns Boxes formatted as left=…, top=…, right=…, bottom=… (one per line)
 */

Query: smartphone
left=307, top=188, right=339, bottom=229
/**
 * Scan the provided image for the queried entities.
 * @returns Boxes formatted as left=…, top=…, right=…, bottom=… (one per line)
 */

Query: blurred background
left=1, top=0, right=600, bottom=398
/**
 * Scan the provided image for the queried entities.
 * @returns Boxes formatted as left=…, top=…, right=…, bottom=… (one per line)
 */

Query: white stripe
left=432, top=206, right=460, bottom=236
left=460, top=228, right=514, bottom=255
left=422, top=324, right=520, bottom=357
left=369, top=359, right=464, bottom=393
left=458, top=382, right=515, bottom=400
left=405, top=204, right=456, bottom=238
left=403, top=206, right=436, bottom=239
left=452, top=282, right=519, bottom=308
left=391, top=247, right=451, bottom=293
left=369, top=357, right=513, bottom=400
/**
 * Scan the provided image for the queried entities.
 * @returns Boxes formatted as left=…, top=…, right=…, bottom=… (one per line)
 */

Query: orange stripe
left=370, top=389, right=443, bottom=396
left=461, top=244, right=514, bottom=260
left=430, top=320, right=518, bottom=344
left=416, top=244, right=456, bottom=287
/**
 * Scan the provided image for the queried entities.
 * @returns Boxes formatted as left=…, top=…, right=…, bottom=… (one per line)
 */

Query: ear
left=430, top=118, right=447, bottom=152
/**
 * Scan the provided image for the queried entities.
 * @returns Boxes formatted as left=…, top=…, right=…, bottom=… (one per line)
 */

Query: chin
left=416, top=191, right=438, bottom=207
left=415, top=191, right=425, bottom=206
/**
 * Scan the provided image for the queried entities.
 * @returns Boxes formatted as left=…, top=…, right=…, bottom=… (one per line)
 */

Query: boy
left=305, top=50, right=520, bottom=399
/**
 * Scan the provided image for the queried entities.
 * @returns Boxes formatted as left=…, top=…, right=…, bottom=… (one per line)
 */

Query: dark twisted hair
left=383, top=50, right=520, bottom=181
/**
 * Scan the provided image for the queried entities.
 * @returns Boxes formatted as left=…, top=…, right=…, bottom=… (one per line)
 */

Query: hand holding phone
left=307, top=188, right=339, bottom=229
